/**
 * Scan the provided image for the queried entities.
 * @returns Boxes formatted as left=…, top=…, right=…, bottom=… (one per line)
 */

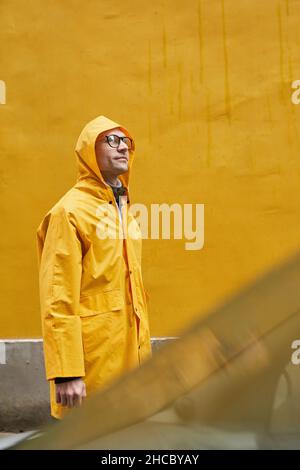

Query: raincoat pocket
left=79, top=288, right=124, bottom=317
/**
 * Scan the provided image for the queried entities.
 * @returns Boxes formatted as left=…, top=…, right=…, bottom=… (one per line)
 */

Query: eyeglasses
left=105, top=134, right=133, bottom=150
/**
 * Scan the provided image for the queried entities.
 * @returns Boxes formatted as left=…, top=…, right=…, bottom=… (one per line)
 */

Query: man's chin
left=115, top=164, right=129, bottom=175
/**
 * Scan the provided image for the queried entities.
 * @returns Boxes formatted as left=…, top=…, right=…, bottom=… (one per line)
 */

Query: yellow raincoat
left=37, top=116, right=152, bottom=419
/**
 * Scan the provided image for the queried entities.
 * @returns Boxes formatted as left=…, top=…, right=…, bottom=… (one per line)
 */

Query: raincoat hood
left=75, top=115, right=135, bottom=193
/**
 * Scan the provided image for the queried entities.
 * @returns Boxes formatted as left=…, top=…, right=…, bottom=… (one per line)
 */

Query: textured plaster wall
left=1, top=0, right=300, bottom=337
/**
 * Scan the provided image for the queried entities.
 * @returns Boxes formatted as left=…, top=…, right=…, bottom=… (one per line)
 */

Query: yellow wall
left=1, top=0, right=300, bottom=337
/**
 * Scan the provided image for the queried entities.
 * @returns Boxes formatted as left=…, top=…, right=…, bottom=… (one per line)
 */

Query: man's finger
left=56, top=391, right=61, bottom=404
left=67, top=394, right=74, bottom=408
left=61, top=394, right=67, bottom=407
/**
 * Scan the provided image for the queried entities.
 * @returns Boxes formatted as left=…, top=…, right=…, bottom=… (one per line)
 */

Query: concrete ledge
left=0, top=338, right=176, bottom=432
left=1, top=338, right=299, bottom=435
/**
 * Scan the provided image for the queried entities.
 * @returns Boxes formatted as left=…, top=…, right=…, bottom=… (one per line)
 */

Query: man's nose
left=118, top=139, right=129, bottom=151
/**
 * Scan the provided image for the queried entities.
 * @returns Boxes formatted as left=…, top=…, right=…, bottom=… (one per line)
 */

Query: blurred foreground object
left=11, top=252, right=300, bottom=449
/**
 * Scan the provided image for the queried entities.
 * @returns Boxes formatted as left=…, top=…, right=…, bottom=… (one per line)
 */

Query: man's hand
left=55, top=378, right=87, bottom=408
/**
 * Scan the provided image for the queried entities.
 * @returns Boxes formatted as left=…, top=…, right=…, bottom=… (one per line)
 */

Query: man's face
left=95, top=128, right=131, bottom=179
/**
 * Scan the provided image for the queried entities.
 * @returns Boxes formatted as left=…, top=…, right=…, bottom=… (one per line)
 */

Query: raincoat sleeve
left=37, top=207, right=85, bottom=381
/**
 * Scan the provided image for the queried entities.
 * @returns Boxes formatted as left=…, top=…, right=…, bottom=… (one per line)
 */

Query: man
left=37, top=115, right=152, bottom=419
